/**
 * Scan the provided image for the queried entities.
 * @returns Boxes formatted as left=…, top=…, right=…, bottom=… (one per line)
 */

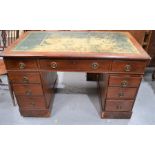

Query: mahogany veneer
left=111, top=61, right=147, bottom=73
left=105, top=100, right=134, bottom=112
left=109, top=75, right=142, bottom=87
left=8, top=72, right=41, bottom=84
left=17, top=96, right=47, bottom=109
left=0, top=31, right=150, bottom=119
left=39, top=59, right=111, bottom=72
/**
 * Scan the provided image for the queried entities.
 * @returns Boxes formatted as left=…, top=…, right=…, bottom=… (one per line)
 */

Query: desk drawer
left=39, top=59, right=111, bottom=72
left=109, top=75, right=142, bottom=87
left=107, top=87, right=137, bottom=99
left=8, top=72, right=41, bottom=84
left=17, top=96, right=46, bottom=109
left=12, top=84, right=43, bottom=96
left=111, top=61, right=146, bottom=73
left=5, top=59, right=38, bottom=70
left=105, top=100, right=134, bottom=112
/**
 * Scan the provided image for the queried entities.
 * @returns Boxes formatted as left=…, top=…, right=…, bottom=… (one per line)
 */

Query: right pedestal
left=98, top=73, right=142, bottom=119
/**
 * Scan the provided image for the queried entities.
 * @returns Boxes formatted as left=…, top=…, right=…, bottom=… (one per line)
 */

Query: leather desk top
left=1, top=31, right=151, bottom=60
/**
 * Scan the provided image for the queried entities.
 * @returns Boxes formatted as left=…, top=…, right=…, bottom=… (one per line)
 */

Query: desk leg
left=7, top=75, right=16, bottom=106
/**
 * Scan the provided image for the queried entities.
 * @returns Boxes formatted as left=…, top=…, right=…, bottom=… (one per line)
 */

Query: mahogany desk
left=1, top=31, right=150, bottom=119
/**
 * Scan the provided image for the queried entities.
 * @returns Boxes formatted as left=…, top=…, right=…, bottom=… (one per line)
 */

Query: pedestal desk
left=1, top=31, right=150, bottom=119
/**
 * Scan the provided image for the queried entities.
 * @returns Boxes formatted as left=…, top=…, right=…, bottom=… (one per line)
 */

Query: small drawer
left=16, top=96, right=46, bottom=109
left=111, top=61, right=146, bottom=73
left=109, top=75, right=142, bottom=87
left=39, top=59, right=111, bottom=72
left=107, top=87, right=138, bottom=99
left=5, top=59, right=38, bottom=70
left=12, top=84, right=43, bottom=96
left=105, top=100, right=134, bottom=112
left=8, top=72, right=41, bottom=84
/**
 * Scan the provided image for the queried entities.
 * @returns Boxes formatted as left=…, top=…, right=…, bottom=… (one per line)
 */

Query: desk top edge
left=1, top=31, right=151, bottom=60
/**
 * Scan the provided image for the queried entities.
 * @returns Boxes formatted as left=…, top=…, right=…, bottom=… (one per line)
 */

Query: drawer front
left=109, top=75, right=142, bottom=87
left=17, top=96, right=46, bottom=109
left=105, top=100, right=134, bottom=111
left=12, top=84, right=43, bottom=96
left=107, top=87, right=137, bottom=99
left=111, top=61, right=146, bottom=73
left=8, top=72, right=41, bottom=84
left=39, top=59, right=111, bottom=72
left=5, top=59, right=38, bottom=70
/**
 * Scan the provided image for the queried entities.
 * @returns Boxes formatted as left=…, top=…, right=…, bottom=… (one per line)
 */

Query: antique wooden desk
left=1, top=31, right=150, bottom=119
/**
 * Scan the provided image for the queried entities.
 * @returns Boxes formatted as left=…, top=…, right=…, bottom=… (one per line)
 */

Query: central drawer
left=12, top=84, right=44, bottom=96
left=39, top=59, right=111, bottom=72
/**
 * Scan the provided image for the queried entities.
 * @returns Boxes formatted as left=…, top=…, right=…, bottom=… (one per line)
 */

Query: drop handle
left=30, top=102, right=35, bottom=107
left=23, top=76, right=29, bottom=83
left=118, top=92, right=124, bottom=97
left=116, top=105, right=122, bottom=110
left=91, top=62, right=99, bottom=69
left=19, top=62, right=26, bottom=69
left=121, top=80, right=128, bottom=87
left=124, top=64, right=131, bottom=72
left=50, top=62, right=57, bottom=69
left=25, top=90, right=32, bottom=96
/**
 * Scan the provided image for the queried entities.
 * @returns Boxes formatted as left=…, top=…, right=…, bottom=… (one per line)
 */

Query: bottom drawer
left=16, top=96, right=47, bottom=109
left=105, top=100, right=134, bottom=112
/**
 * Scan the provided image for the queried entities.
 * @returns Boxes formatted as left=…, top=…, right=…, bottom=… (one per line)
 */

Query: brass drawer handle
left=25, top=90, right=32, bottom=96
left=124, top=64, right=131, bottom=72
left=118, top=92, right=124, bottom=97
left=121, top=80, right=128, bottom=87
left=30, top=102, right=35, bottom=107
left=50, top=62, right=57, bottom=69
left=19, top=62, right=26, bottom=69
left=23, top=76, right=29, bottom=83
left=92, top=62, right=99, bottom=69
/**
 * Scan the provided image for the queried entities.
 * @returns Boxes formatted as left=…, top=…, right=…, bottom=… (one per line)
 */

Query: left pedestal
left=5, top=58, right=57, bottom=117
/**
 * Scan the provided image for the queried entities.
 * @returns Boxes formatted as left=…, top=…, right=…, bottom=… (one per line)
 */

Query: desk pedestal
left=98, top=74, right=142, bottom=119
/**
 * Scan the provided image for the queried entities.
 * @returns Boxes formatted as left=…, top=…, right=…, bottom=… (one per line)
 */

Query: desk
left=1, top=31, right=150, bottom=118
